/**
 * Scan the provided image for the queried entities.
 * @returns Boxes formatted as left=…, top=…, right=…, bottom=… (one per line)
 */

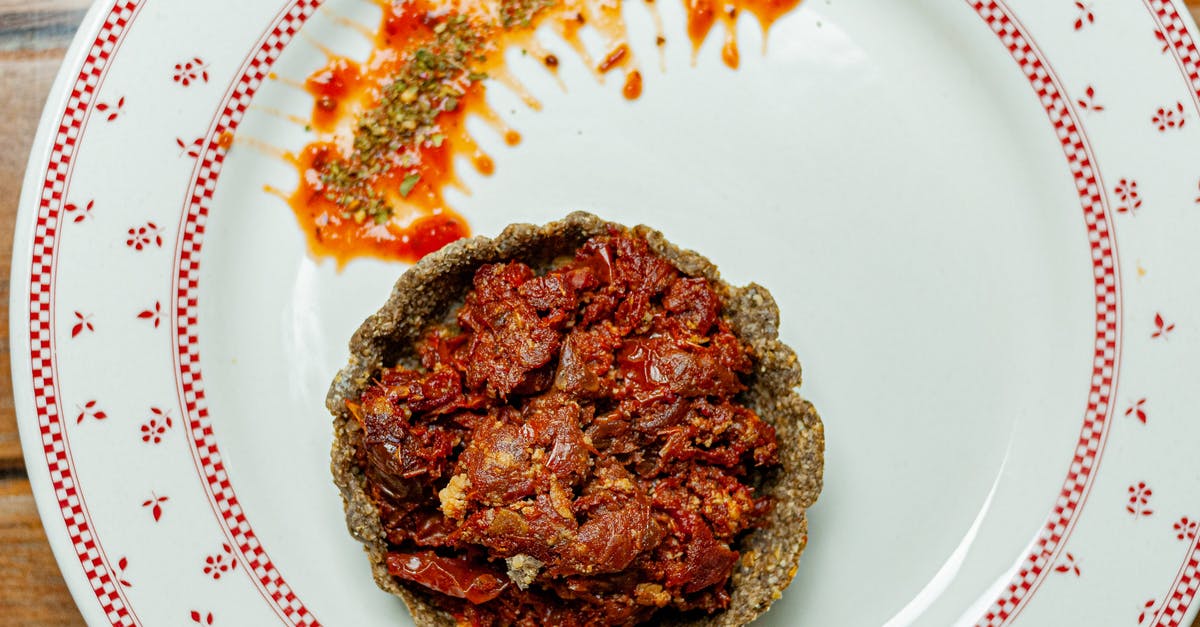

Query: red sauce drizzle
left=288, top=0, right=803, bottom=265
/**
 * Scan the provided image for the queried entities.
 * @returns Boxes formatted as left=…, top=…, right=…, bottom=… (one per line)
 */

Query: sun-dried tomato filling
left=354, top=229, right=779, bottom=626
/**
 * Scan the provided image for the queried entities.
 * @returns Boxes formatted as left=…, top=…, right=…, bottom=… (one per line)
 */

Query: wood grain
left=0, top=49, right=62, bottom=473
left=1, top=4, right=87, bottom=624
left=0, top=478, right=83, bottom=625
left=0, top=2, right=1197, bottom=625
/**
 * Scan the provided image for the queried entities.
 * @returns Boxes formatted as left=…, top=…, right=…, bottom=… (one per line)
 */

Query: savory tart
left=327, top=212, right=824, bottom=626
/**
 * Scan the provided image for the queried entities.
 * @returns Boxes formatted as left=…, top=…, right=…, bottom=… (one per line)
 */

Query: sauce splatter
left=622, top=70, right=643, bottom=99
left=288, top=0, right=801, bottom=264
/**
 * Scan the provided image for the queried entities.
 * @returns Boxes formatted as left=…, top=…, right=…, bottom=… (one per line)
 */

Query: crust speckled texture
left=327, top=212, right=825, bottom=626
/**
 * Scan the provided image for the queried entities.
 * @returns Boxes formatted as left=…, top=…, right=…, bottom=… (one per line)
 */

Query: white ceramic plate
left=13, top=0, right=1200, bottom=624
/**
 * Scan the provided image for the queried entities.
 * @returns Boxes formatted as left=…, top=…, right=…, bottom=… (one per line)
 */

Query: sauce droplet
left=722, top=35, right=740, bottom=68
left=623, top=70, right=643, bottom=100
left=474, top=153, right=495, bottom=175
left=598, top=44, right=629, bottom=73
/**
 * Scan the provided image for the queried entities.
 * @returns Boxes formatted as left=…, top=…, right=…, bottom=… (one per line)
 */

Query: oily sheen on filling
left=351, top=230, right=780, bottom=626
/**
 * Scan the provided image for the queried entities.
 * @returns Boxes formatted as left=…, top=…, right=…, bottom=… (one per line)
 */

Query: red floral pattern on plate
left=1077, top=85, right=1104, bottom=112
left=1125, top=398, right=1148, bottom=424
left=126, top=222, right=164, bottom=250
left=204, top=544, right=235, bottom=580
left=137, top=301, right=163, bottom=328
left=114, top=556, right=133, bottom=588
left=1128, top=482, right=1154, bottom=518
left=1144, top=522, right=1200, bottom=626
left=1177, top=517, right=1198, bottom=542
left=168, top=1, right=324, bottom=624
left=969, top=2, right=1121, bottom=624
left=1157, top=29, right=1171, bottom=54
left=142, top=493, right=168, bottom=522
left=70, top=311, right=94, bottom=338
left=75, top=400, right=107, bottom=425
left=139, top=407, right=173, bottom=444
left=1152, top=313, right=1176, bottom=339
left=1073, top=1, right=1095, bottom=31
left=63, top=199, right=94, bottom=223
left=1145, top=0, right=1200, bottom=116
left=177, top=136, right=204, bottom=158
left=1054, top=552, right=1082, bottom=577
left=1140, top=598, right=1161, bottom=625
left=21, top=4, right=144, bottom=623
left=95, top=96, right=126, bottom=122
left=174, top=57, right=210, bottom=86
left=1153, top=102, right=1187, bottom=131
left=1114, top=178, right=1142, bottom=215
left=190, top=611, right=215, bottom=625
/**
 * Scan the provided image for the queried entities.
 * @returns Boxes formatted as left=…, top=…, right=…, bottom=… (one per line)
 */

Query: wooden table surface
left=2, top=1, right=1200, bottom=625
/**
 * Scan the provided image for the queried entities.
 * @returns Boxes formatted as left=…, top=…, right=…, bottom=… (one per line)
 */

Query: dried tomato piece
left=686, top=465, right=761, bottom=540
left=573, top=236, right=616, bottom=285
left=460, top=299, right=562, bottom=396
left=458, top=408, right=536, bottom=505
left=456, top=495, right=579, bottom=565
left=663, top=277, right=722, bottom=335
left=553, top=327, right=619, bottom=398
left=559, top=491, right=657, bottom=575
left=524, top=393, right=591, bottom=486
left=418, top=328, right=470, bottom=372
left=610, top=232, right=677, bottom=298
left=360, top=380, right=460, bottom=481
left=618, top=336, right=743, bottom=399
left=386, top=551, right=509, bottom=604
left=518, top=269, right=579, bottom=313
left=665, top=513, right=738, bottom=594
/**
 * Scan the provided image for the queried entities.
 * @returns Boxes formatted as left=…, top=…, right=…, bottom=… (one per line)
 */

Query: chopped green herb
left=399, top=173, right=421, bottom=197
left=312, top=14, right=489, bottom=211
left=499, top=0, right=555, bottom=29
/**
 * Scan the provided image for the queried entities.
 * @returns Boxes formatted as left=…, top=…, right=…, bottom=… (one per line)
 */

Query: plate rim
left=10, top=0, right=1200, bottom=625
left=10, top=2, right=150, bottom=624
